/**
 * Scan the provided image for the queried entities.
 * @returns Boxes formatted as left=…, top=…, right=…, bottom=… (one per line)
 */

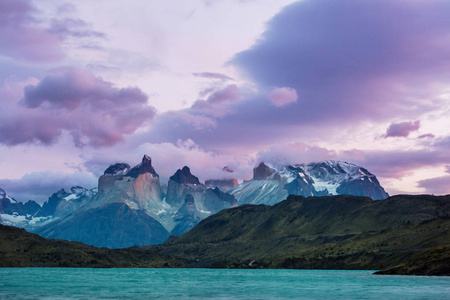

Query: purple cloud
left=385, top=120, right=420, bottom=138
left=48, top=18, right=107, bottom=40
left=418, top=134, right=436, bottom=139
left=257, top=143, right=336, bottom=166
left=0, top=67, right=156, bottom=147
left=230, top=0, right=450, bottom=121
left=150, top=0, right=450, bottom=153
left=0, top=0, right=64, bottom=62
left=193, top=72, right=234, bottom=81
left=418, top=176, right=450, bottom=195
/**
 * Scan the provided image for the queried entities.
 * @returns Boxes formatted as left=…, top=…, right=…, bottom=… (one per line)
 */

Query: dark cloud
left=385, top=120, right=420, bottom=138
left=446, top=165, right=450, bottom=174
left=231, top=0, right=450, bottom=121
left=0, top=67, right=156, bottom=147
left=0, top=0, right=64, bottom=62
left=0, top=171, right=97, bottom=204
left=418, top=176, right=450, bottom=195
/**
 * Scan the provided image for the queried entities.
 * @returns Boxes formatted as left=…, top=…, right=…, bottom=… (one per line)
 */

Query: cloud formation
left=385, top=121, right=420, bottom=138
left=193, top=72, right=233, bottom=81
left=0, top=67, right=156, bottom=147
left=418, top=176, right=450, bottom=195
left=150, top=0, right=450, bottom=154
left=0, top=0, right=64, bottom=62
left=232, top=0, right=450, bottom=123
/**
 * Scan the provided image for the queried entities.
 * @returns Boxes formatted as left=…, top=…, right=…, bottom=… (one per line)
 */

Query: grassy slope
left=0, top=224, right=187, bottom=268
left=149, top=194, right=450, bottom=275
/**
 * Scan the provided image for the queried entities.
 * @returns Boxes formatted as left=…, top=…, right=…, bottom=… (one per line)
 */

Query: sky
left=1, top=0, right=449, bottom=203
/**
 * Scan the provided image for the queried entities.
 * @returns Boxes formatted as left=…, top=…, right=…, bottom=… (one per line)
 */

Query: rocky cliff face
left=95, top=155, right=164, bottom=215
left=166, top=166, right=202, bottom=208
left=171, top=194, right=203, bottom=236
left=166, top=166, right=237, bottom=214
left=253, top=162, right=276, bottom=180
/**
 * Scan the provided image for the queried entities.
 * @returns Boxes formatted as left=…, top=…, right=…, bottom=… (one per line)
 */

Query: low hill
left=149, top=194, right=450, bottom=275
left=0, top=224, right=186, bottom=268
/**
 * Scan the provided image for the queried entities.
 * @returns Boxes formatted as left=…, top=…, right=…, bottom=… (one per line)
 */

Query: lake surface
left=0, top=268, right=449, bottom=299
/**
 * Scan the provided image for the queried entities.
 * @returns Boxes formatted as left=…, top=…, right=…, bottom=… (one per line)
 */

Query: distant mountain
left=231, top=161, right=389, bottom=205
left=0, top=187, right=96, bottom=230
left=1, top=188, right=41, bottom=229
left=166, top=166, right=238, bottom=215
left=33, top=156, right=237, bottom=248
left=2, top=157, right=390, bottom=249
left=150, top=194, right=450, bottom=275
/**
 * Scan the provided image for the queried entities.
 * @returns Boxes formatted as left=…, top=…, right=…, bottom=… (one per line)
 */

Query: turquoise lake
left=0, top=268, right=449, bottom=299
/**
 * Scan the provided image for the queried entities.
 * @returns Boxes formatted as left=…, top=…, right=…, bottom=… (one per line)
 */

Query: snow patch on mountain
left=231, top=160, right=389, bottom=205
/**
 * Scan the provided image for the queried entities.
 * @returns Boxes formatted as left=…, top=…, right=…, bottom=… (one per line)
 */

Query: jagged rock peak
left=138, top=155, right=158, bottom=176
left=0, top=188, right=16, bottom=203
left=125, top=155, right=159, bottom=178
left=253, top=162, right=276, bottom=180
left=55, top=189, right=70, bottom=198
left=170, top=166, right=200, bottom=185
left=104, top=163, right=131, bottom=176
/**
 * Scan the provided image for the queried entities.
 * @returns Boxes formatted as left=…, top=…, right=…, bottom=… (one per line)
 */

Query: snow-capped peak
left=0, top=188, right=17, bottom=203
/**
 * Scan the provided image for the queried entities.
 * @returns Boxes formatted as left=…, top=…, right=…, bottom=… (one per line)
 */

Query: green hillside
left=0, top=224, right=186, bottom=268
left=149, top=194, right=450, bottom=275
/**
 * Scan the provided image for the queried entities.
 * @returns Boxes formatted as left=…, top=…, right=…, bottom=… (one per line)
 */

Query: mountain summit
left=231, top=160, right=388, bottom=205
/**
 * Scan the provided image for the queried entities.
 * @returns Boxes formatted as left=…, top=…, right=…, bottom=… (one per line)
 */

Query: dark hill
left=150, top=194, right=450, bottom=275
left=0, top=224, right=186, bottom=268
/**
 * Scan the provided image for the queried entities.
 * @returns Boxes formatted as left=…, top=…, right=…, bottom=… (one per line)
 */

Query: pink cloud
left=418, top=133, right=435, bottom=139
left=385, top=120, right=420, bottom=138
left=268, top=87, right=298, bottom=107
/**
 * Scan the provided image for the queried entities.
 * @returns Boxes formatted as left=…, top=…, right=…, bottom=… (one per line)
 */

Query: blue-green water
left=0, top=268, right=449, bottom=299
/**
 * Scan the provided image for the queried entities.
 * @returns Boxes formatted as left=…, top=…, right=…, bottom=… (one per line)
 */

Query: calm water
left=0, top=268, right=449, bottom=299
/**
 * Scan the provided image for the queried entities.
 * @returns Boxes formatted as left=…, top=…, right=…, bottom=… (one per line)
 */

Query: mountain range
left=1, top=156, right=388, bottom=248
left=2, top=194, right=448, bottom=275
